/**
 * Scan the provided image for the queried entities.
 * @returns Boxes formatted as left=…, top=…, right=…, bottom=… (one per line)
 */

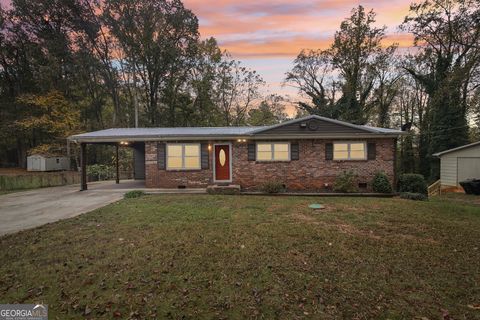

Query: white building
left=27, top=154, right=70, bottom=172
left=433, top=141, right=480, bottom=187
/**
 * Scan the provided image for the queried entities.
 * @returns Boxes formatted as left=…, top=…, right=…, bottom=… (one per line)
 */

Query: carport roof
left=69, top=126, right=267, bottom=142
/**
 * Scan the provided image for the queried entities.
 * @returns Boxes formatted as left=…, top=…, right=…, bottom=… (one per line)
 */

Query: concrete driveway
left=0, top=181, right=137, bottom=236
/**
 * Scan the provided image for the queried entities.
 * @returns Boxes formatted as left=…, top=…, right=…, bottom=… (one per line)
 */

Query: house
left=68, top=115, right=404, bottom=191
left=433, top=141, right=480, bottom=190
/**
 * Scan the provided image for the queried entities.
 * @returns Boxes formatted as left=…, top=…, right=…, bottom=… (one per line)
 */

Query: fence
left=0, top=171, right=80, bottom=191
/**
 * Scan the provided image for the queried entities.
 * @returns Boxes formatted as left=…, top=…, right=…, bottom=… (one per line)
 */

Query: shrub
left=333, top=170, right=358, bottom=193
left=371, top=172, right=392, bottom=193
left=124, top=190, right=145, bottom=199
left=260, top=181, right=285, bottom=194
left=398, top=174, right=428, bottom=195
left=400, top=192, right=428, bottom=201
left=87, top=164, right=115, bottom=181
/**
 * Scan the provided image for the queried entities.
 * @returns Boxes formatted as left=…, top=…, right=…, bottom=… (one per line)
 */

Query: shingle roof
left=362, top=125, right=404, bottom=134
left=433, top=141, right=480, bottom=157
left=68, top=115, right=404, bottom=143
left=70, top=126, right=265, bottom=139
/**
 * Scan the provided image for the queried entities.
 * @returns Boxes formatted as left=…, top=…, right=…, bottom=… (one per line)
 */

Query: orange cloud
left=216, top=33, right=413, bottom=58
left=184, top=0, right=416, bottom=59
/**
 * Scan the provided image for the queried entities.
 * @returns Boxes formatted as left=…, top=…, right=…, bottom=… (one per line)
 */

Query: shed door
left=32, top=157, right=41, bottom=171
left=458, top=157, right=480, bottom=183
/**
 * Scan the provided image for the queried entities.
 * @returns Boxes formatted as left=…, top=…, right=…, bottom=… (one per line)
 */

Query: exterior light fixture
left=120, top=141, right=129, bottom=146
left=208, top=144, right=212, bottom=151
left=237, top=139, right=242, bottom=142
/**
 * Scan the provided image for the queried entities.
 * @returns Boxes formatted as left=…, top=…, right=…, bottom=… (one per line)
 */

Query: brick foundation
left=145, top=138, right=396, bottom=191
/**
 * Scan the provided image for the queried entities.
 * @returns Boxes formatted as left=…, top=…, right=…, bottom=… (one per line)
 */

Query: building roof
left=433, top=141, right=480, bottom=157
left=68, top=115, right=404, bottom=143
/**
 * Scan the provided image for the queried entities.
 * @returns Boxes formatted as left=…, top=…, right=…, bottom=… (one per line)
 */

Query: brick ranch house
left=69, top=115, right=404, bottom=191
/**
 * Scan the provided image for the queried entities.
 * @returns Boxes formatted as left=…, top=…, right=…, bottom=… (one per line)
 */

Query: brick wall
left=233, top=138, right=395, bottom=191
left=145, top=142, right=213, bottom=188
left=145, top=138, right=396, bottom=191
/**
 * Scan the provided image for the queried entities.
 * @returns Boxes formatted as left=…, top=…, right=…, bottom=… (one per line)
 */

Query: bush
left=398, top=174, right=428, bottom=195
left=400, top=192, right=428, bottom=201
left=333, top=170, right=358, bottom=193
left=371, top=172, right=392, bottom=193
left=124, top=190, right=145, bottom=199
left=260, top=181, right=285, bottom=194
left=87, top=164, right=115, bottom=181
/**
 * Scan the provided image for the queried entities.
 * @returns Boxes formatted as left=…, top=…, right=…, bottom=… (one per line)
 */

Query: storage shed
left=433, top=141, right=480, bottom=187
left=27, top=154, right=70, bottom=172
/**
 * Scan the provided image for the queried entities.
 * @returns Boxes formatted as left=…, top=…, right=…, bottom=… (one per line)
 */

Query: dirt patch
left=333, top=223, right=382, bottom=240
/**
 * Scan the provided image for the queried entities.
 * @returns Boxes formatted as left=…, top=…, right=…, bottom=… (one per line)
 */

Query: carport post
left=80, top=143, right=87, bottom=191
left=115, top=143, right=120, bottom=184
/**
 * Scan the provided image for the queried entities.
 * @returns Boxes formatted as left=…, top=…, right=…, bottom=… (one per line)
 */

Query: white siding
left=27, top=155, right=69, bottom=171
left=439, top=144, right=480, bottom=186
left=440, top=156, right=458, bottom=186
left=458, top=158, right=480, bottom=182
left=27, top=155, right=46, bottom=171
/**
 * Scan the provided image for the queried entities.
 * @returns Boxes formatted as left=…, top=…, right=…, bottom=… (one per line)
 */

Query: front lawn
left=0, top=195, right=479, bottom=319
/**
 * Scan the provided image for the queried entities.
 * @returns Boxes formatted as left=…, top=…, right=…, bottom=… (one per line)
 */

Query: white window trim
left=333, top=141, right=367, bottom=161
left=166, top=143, right=201, bottom=170
left=256, top=142, right=291, bottom=162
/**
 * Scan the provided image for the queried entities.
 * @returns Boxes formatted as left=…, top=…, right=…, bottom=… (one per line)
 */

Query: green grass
left=1, top=195, right=479, bottom=319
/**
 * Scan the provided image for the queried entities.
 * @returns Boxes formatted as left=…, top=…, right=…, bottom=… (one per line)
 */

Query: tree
left=247, top=94, right=288, bottom=125
left=284, top=49, right=338, bottom=117
left=215, top=54, right=264, bottom=125
left=79, top=0, right=124, bottom=127
left=330, top=5, right=386, bottom=124
left=186, top=37, right=223, bottom=126
left=103, top=0, right=199, bottom=126
left=401, top=0, right=480, bottom=178
left=285, top=6, right=391, bottom=125
left=371, top=45, right=401, bottom=127
left=8, top=91, right=80, bottom=166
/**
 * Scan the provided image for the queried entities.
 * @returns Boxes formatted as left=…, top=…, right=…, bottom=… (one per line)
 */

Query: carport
left=68, top=130, right=147, bottom=191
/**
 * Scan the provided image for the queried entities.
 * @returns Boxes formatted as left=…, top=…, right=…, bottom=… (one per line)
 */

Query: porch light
left=208, top=144, right=212, bottom=151
left=237, top=139, right=242, bottom=142
left=120, top=141, right=129, bottom=146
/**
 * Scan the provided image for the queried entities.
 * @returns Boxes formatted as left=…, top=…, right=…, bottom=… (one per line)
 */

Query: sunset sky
left=2, top=0, right=418, bottom=113
left=184, top=0, right=416, bottom=108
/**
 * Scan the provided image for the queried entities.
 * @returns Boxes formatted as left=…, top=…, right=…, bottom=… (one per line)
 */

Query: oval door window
left=219, top=149, right=226, bottom=166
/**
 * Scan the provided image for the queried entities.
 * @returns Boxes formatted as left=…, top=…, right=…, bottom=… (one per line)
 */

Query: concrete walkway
left=0, top=181, right=128, bottom=236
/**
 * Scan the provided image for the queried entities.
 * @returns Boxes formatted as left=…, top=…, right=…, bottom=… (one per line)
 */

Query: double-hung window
left=333, top=142, right=366, bottom=160
left=166, top=143, right=201, bottom=170
left=256, top=142, right=290, bottom=161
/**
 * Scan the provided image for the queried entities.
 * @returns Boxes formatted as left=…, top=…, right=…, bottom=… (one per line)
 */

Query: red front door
left=215, top=145, right=230, bottom=181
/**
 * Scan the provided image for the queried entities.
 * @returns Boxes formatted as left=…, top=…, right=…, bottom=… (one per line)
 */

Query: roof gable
left=250, top=115, right=384, bottom=136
